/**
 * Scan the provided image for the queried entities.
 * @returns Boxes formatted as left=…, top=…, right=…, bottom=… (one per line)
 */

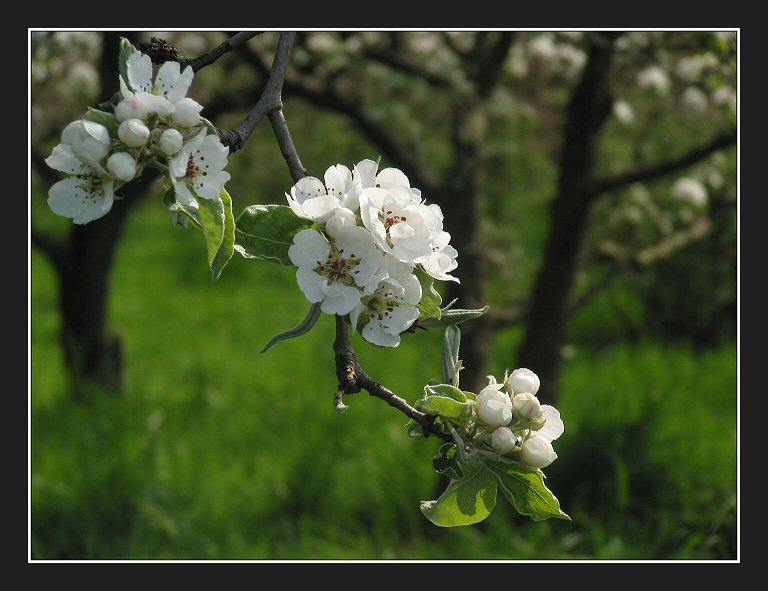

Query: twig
left=217, top=32, right=297, bottom=157
left=189, top=32, right=261, bottom=72
left=333, top=315, right=452, bottom=443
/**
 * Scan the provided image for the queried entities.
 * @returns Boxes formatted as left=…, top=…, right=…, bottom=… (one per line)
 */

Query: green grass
left=30, top=197, right=737, bottom=560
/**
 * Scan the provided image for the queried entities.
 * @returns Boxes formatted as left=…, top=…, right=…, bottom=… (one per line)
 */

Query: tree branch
left=140, top=32, right=262, bottom=72
left=31, top=226, right=68, bottom=274
left=333, top=315, right=452, bottom=443
left=590, top=130, right=737, bottom=196
left=189, top=32, right=261, bottom=72
left=361, top=45, right=456, bottom=90
left=217, top=32, right=297, bottom=155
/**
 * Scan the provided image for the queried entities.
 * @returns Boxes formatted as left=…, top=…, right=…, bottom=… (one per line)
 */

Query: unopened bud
left=490, top=427, right=518, bottom=454
left=107, top=152, right=137, bottom=181
left=475, top=385, right=513, bottom=428
left=507, top=367, right=540, bottom=395
left=512, top=392, right=541, bottom=420
left=520, top=434, right=557, bottom=469
left=115, top=95, right=149, bottom=121
left=118, top=118, right=150, bottom=148
left=158, top=128, right=184, bottom=156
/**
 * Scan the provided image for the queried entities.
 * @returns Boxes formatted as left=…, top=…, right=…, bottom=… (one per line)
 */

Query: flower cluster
left=287, top=159, right=459, bottom=347
left=45, top=42, right=230, bottom=224
left=474, top=368, right=563, bottom=470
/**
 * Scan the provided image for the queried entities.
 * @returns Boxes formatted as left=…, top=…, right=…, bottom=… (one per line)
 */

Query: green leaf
left=415, top=266, right=442, bottom=319
left=405, top=419, right=426, bottom=440
left=418, top=384, right=472, bottom=419
left=210, top=189, right=235, bottom=281
left=487, top=461, right=571, bottom=522
left=234, top=204, right=315, bottom=267
left=119, top=37, right=138, bottom=91
left=162, top=187, right=202, bottom=229
left=418, top=306, right=490, bottom=330
left=85, top=107, right=119, bottom=137
left=420, top=465, right=497, bottom=527
left=432, top=443, right=463, bottom=480
left=260, top=302, right=322, bottom=353
left=197, top=189, right=235, bottom=281
left=441, top=325, right=461, bottom=386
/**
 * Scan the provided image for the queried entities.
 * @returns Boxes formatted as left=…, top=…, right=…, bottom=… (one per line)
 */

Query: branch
left=590, top=130, right=737, bottom=196
left=140, top=32, right=261, bottom=72
left=268, top=109, right=307, bottom=183
left=189, top=32, right=261, bottom=72
left=333, top=315, right=452, bottom=443
left=216, top=32, right=297, bottom=155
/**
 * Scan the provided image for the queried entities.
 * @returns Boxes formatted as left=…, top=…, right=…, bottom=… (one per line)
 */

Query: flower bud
left=507, top=367, right=540, bottom=395
left=520, top=434, right=558, bottom=469
left=475, top=385, right=513, bottom=428
left=118, top=118, right=150, bottom=148
left=490, top=427, right=518, bottom=454
left=62, top=120, right=110, bottom=164
left=158, top=128, right=184, bottom=156
left=173, top=97, right=203, bottom=128
left=115, top=95, right=149, bottom=121
left=107, top=152, right=137, bottom=181
left=512, top=392, right=541, bottom=420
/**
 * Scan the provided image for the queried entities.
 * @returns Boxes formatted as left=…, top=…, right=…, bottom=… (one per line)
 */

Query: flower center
left=314, top=244, right=361, bottom=286
left=78, top=171, right=105, bottom=195
left=362, top=285, right=401, bottom=322
left=379, top=209, right=407, bottom=231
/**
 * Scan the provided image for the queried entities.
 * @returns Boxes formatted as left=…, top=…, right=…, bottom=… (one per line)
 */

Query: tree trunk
left=516, top=33, right=620, bottom=405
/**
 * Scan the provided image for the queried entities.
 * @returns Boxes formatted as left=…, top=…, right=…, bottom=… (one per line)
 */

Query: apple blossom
left=352, top=257, right=421, bottom=347
left=288, top=226, right=383, bottom=315
left=45, top=144, right=115, bottom=225
left=169, top=132, right=231, bottom=207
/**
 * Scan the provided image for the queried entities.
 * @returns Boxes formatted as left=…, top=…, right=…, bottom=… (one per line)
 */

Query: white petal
left=389, top=221, right=415, bottom=242
left=292, top=176, right=326, bottom=203
left=173, top=181, right=198, bottom=207
left=320, top=284, right=361, bottom=315
left=300, top=195, right=340, bottom=221
left=324, top=207, right=357, bottom=239
left=45, top=144, right=86, bottom=175
left=199, top=135, right=229, bottom=169
left=194, top=170, right=230, bottom=200
left=324, top=164, right=352, bottom=195
left=362, top=321, right=400, bottom=347
left=126, top=51, right=153, bottom=93
left=73, top=190, right=114, bottom=224
left=47, top=178, right=88, bottom=218
left=376, top=167, right=410, bottom=190
left=296, top=268, right=325, bottom=303
left=538, top=405, right=564, bottom=442
left=137, top=92, right=174, bottom=117
left=154, top=61, right=193, bottom=103
left=288, top=229, right=330, bottom=268
left=353, top=159, right=379, bottom=189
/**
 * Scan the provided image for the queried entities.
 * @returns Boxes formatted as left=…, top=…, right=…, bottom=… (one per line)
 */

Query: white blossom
left=45, top=144, right=115, bottom=224
left=173, top=97, right=203, bottom=128
left=288, top=226, right=383, bottom=315
left=352, top=257, right=421, bottom=347
left=169, top=133, right=230, bottom=207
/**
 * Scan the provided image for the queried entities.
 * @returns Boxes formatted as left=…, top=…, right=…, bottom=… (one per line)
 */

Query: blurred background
left=29, top=30, right=738, bottom=560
